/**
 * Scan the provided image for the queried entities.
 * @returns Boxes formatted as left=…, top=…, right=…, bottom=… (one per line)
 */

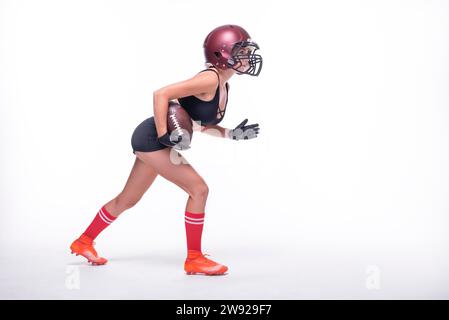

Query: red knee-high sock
left=185, top=210, right=205, bottom=256
left=82, top=205, right=117, bottom=240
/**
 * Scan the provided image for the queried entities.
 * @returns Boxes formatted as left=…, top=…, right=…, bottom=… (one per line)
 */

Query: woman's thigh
left=117, top=156, right=158, bottom=206
left=134, top=148, right=206, bottom=196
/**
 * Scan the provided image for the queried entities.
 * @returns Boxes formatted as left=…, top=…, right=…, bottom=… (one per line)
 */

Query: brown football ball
left=167, top=101, right=193, bottom=150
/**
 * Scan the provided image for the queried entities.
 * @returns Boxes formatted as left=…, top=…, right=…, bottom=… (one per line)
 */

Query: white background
left=1, top=0, right=449, bottom=299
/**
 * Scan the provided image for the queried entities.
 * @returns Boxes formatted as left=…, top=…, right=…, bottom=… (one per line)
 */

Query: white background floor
left=1, top=234, right=449, bottom=299
left=1, top=0, right=449, bottom=299
left=1, top=188, right=448, bottom=299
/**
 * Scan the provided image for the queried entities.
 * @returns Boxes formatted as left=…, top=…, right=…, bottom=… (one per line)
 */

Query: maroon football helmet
left=203, top=25, right=263, bottom=76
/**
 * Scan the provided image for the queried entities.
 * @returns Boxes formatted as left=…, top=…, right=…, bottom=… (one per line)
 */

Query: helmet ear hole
left=213, top=51, right=222, bottom=58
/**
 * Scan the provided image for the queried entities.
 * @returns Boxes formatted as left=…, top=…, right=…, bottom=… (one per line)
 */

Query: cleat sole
left=185, top=270, right=227, bottom=276
left=71, top=249, right=107, bottom=266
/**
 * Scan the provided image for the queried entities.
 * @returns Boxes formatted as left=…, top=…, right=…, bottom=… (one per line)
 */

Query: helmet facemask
left=227, top=41, right=263, bottom=76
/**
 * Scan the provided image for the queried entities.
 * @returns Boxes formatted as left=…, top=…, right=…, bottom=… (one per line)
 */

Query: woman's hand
left=157, top=131, right=183, bottom=147
left=228, top=119, right=260, bottom=140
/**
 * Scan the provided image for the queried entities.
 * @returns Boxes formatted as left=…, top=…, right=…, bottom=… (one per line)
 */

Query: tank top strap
left=198, top=67, right=220, bottom=83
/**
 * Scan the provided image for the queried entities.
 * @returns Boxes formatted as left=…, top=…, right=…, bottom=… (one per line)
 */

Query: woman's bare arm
left=152, top=92, right=170, bottom=137
left=152, top=71, right=218, bottom=138
left=197, top=124, right=230, bottom=139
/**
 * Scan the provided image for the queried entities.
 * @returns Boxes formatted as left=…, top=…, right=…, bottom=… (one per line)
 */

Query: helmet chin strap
left=227, top=58, right=244, bottom=75
left=231, top=63, right=249, bottom=75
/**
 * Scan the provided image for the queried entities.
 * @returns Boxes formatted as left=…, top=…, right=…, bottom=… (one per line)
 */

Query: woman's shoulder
left=198, top=66, right=220, bottom=78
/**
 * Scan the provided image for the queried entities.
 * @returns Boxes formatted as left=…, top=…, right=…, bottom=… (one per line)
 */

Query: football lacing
left=169, top=114, right=184, bottom=136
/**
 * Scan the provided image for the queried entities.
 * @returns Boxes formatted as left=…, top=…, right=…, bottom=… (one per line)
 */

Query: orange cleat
left=184, top=250, right=228, bottom=275
left=70, top=234, right=107, bottom=266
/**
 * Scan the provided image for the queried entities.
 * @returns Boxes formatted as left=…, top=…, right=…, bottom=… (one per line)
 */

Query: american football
left=167, top=101, right=193, bottom=149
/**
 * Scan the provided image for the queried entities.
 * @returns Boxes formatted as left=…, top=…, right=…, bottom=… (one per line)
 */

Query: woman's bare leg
left=131, top=149, right=227, bottom=274
left=135, top=149, right=209, bottom=213
left=103, top=156, right=159, bottom=217
left=70, top=156, right=159, bottom=265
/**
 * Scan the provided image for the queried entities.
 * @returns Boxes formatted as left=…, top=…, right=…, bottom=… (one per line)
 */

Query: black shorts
left=131, top=116, right=168, bottom=154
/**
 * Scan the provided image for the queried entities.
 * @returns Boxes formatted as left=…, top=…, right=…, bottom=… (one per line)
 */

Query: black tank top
left=177, top=67, right=229, bottom=126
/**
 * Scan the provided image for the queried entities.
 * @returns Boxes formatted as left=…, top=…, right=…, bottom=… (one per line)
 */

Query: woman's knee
left=188, top=181, right=209, bottom=200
